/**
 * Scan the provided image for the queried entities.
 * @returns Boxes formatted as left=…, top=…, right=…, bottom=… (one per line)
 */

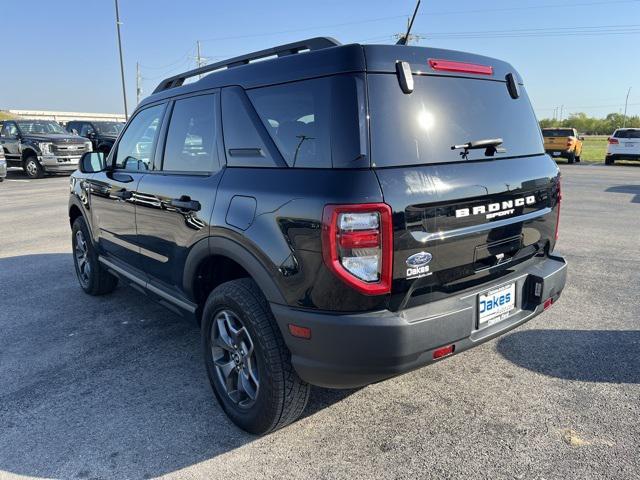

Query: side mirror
left=79, top=152, right=106, bottom=173
left=579, top=136, right=585, bottom=141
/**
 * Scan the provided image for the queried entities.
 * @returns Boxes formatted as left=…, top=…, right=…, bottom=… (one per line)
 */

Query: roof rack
left=153, top=37, right=341, bottom=94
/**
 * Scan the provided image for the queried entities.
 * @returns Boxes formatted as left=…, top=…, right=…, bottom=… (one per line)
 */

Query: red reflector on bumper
left=288, top=324, right=312, bottom=339
left=433, top=344, right=455, bottom=359
left=543, top=298, right=554, bottom=310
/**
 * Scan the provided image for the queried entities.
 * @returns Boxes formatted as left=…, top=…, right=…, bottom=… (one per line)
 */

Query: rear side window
left=247, top=75, right=368, bottom=168
left=614, top=130, right=640, bottom=139
left=368, top=74, right=543, bottom=166
left=163, top=94, right=219, bottom=173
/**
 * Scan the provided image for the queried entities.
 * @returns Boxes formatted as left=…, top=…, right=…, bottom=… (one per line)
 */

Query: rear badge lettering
left=455, top=195, right=536, bottom=220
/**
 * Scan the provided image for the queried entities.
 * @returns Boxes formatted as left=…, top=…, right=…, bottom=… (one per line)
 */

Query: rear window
left=614, top=129, right=640, bottom=139
left=542, top=129, right=574, bottom=137
left=368, top=74, right=543, bottom=167
left=247, top=74, right=368, bottom=168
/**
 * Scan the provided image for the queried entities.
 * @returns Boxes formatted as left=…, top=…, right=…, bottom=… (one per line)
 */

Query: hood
left=23, top=133, right=87, bottom=144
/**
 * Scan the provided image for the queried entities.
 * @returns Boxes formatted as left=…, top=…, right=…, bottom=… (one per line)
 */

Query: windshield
left=368, top=74, right=543, bottom=166
left=16, top=121, right=66, bottom=135
left=93, top=122, right=124, bottom=135
left=614, top=129, right=640, bottom=139
left=542, top=129, right=574, bottom=137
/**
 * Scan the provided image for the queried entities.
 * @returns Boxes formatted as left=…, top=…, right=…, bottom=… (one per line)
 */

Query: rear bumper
left=606, top=152, right=640, bottom=161
left=545, top=149, right=572, bottom=158
left=272, top=255, right=567, bottom=388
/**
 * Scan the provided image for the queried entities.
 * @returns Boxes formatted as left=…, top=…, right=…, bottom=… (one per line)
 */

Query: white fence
left=7, top=110, right=126, bottom=123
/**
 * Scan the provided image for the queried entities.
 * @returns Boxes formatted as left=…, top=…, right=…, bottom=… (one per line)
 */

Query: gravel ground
left=0, top=165, right=638, bottom=480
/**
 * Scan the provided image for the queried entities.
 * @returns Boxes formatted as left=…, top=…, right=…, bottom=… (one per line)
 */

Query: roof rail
left=153, top=37, right=341, bottom=94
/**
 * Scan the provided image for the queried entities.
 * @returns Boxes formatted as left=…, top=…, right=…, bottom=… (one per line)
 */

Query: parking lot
left=0, top=164, right=638, bottom=479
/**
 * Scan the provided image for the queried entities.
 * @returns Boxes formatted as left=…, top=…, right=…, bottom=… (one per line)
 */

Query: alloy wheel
left=211, top=309, right=259, bottom=409
left=26, top=160, right=38, bottom=177
left=74, top=230, right=91, bottom=287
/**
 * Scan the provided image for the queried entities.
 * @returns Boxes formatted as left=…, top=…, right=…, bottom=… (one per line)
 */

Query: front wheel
left=72, top=216, right=118, bottom=295
left=567, top=152, right=576, bottom=164
left=23, top=156, right=44, bottom=179
left=202, top=278, right=310, bottom=435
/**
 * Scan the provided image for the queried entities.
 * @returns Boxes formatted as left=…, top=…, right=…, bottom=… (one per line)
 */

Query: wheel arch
left=21, top=148, right=38, bottom=161
left=184, top=235, right=287, bottom=311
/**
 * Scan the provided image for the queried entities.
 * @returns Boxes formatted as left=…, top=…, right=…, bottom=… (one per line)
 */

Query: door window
left=114, top=104, right=164, bottom=171
left=162, top=94, right=219, bottom=173
left=1, top=122, right=18, bottom=138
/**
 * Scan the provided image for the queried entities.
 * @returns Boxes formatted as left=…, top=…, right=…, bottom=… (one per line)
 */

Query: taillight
left=608, top=137, right=619, bottom=144
left=322, top=203, right=393, bottom=295
left=555, top=178, right=562, bottom=241
left=428, top=58, right=493, bottom=76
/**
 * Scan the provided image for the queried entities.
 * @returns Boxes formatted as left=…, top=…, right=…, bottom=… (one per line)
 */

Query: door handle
left=169, top=196, right=201, bottom=212
left=113, top=189, right=133, bottom=200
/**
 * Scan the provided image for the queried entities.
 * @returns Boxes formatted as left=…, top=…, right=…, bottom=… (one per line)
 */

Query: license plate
left=478, top=283, right=516, bottom=327
left=626, top=143, right=636, bottom=148
left=552, top=151, right=561, bottom=156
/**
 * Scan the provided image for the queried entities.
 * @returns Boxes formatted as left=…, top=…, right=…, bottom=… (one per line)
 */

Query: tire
left=23, top=156, right=44, bottom=179
left=567, top=152, right=576, bottom=164
left=575, top=154, right=581, bottom=162
left=202, top=278, right=310, bottom=435
left=72, top=216, right=118, bottom=295
left=605, top=156, right=614, bottom=165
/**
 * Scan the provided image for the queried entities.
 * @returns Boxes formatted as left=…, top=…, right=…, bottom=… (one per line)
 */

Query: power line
left=197, top=0, right=639, bottom=43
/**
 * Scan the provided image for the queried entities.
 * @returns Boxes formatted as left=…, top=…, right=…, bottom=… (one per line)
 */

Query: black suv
left=1, top=119, right=92, bottom=178
left=66, top=120, right=124, bottom=155
left=69, top=38, right=567, bottom=434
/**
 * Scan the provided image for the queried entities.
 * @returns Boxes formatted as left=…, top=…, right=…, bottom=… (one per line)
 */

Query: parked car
left=0, top=148, right=6, bottom=182
left=0, top=119, right=92, bottom=178
left=605, top=128, right=640, bottom=165
left=66, top=120, right=124, bottom=155
left=541, top=128, right=583, bottom=163
left=69, top=37, right=566, bottom=434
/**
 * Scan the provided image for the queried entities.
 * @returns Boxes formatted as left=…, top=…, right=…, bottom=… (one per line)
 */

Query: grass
left=579, top=136, right=608, bottom=163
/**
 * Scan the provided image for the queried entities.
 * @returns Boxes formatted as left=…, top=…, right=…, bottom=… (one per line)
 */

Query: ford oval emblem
left=406, top=252, right=432, bottom=267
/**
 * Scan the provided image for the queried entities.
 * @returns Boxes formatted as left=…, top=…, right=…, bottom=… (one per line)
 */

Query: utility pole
left=196, top=40, right=205, bottom=79
left=114, top=0, right=128, bottom=119
left=136, top=62, right=142, bottom=105
left=623, top=87, right=632, bottom=128
left=559, top=105, right=564, bottom=123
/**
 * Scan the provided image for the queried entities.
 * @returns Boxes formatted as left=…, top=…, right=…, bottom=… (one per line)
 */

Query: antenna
left=396, top=0, right=421, bottom=45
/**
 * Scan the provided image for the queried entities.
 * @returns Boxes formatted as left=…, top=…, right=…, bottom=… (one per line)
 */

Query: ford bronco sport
left=69, top=38, right=567, bottom=434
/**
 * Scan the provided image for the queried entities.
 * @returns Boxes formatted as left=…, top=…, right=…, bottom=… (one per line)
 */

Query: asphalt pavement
left=0, top=164, right=638, bottom=480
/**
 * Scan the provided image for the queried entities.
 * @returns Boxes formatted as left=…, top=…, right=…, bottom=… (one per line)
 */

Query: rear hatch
left=542, top=129, right=574, bottom=151
left=611, top=129, right=640, bottom=153
left=364, top=45, right=561, bottom=311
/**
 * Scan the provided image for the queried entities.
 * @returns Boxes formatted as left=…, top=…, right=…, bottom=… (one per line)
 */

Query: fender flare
left=21, top=147, right=38, bottom=161
left=183, top=234, right=286, bottom=305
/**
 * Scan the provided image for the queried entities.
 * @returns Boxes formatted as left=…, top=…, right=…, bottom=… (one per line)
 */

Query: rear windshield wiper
left=451, top=138, right=505, bottom=160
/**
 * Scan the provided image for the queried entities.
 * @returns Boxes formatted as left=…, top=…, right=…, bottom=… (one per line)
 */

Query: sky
left=0, top=0, right=638, bottom=119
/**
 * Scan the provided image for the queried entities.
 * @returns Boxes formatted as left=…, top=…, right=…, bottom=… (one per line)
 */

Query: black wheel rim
left=211, top=309, right=259, bottom=409
left=74, top=230, right=91, bottom=287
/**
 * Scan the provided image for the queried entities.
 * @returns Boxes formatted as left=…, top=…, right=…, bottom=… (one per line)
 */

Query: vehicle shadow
left=605, top=184, right=640, bottom=204
left=0, top=253, right=351, bottom=479
left=496, top=329, right=640, bottom=384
